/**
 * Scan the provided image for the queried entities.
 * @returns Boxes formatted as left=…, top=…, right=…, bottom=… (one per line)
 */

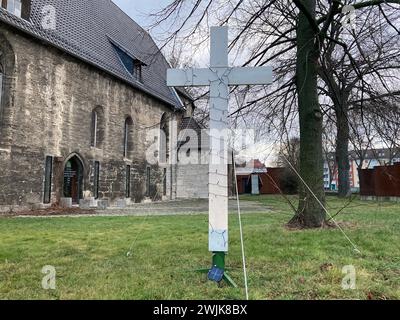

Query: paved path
left=96, top=199, right=269, bottom=216
left=14, top=199, right=269, bottom=218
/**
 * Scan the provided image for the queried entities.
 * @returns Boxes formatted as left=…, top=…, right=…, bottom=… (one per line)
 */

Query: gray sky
left=112, top=0, right=210, bottom=66
left=112, top=0, right=171, bottom=29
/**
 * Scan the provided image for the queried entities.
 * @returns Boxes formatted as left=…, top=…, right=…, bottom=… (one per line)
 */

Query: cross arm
left=167, top=68, right=213, bottom=87
left=227, top=66, right=274, bottom=86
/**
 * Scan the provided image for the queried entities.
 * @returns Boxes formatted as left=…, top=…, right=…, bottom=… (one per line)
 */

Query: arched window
left=123, top=116, right=134, bottom=158
left=90, top=106, right=105, bottom=148
left=91, top=109, right=98, bottom=147
left=159, top=113, right=169, bottom=164
left=0, top=33, right=15, bottom=144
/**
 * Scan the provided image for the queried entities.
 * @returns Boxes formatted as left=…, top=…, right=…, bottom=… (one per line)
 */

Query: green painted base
left=194, top=252, right=238, bottom=288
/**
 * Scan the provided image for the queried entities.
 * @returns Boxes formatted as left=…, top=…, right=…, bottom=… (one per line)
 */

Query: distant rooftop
left=326, top=148, right=400, bottom=161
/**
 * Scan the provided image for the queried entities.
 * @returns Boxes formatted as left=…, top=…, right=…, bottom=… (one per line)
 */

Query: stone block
left=79, top=199, right=91, bottom=209
left=84, top=197, right=98, bottom=208
left=60, top=198, right=72, bottom=208
left=97, top=199, right=109, bottom=210
left=116, top=199, right=127, bottom=208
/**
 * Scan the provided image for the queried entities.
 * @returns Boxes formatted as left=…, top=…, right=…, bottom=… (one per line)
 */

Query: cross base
left=195, top=252, right=238, bottom=288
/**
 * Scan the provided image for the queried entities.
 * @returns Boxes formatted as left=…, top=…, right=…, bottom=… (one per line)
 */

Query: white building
left=324, top=148, right=400, bottom=192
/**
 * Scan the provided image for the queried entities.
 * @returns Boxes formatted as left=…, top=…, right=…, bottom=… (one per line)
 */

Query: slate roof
left=0, top=0, right=184, bottom=109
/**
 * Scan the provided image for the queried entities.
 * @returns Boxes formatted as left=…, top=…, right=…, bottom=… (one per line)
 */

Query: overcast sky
left=112, top=0, right=171, bottom=29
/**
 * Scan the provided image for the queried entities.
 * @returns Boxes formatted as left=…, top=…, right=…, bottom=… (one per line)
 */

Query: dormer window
left=2, top=0, right=22, bottom=17
left=111, top=42, right=144, bottom=83
left=133, top=60, right=143, bottom=82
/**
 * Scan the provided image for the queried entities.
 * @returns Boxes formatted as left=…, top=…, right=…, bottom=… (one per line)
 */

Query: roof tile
left=0, top=0, right=183, bottom=109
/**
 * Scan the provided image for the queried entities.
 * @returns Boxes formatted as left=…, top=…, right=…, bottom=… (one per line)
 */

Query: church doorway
left=63, top=156, right=84, bottom=204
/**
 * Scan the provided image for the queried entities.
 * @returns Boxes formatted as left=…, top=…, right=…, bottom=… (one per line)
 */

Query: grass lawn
left=0, top=195, right=399, bottom=300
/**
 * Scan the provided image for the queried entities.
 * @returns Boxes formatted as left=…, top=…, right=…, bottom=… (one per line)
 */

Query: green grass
left=0, top=195, right=399, bottom=300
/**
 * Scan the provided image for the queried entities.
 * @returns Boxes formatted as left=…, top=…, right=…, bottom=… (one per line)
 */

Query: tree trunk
left=335, top=103, right=351, bottom=197
left=288, top=0, right=326, bottom=228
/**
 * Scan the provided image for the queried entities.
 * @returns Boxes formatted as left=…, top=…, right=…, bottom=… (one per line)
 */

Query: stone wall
left=176, top=164, right=209, bottom=199
left=0, top=23, right=181, bottom=211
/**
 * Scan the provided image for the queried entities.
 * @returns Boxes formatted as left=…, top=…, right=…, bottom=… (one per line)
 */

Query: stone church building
left=0, top=0, right=210, bottom=212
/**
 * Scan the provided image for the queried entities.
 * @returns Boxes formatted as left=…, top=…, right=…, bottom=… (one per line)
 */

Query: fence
left=359, top=163, right=400, bottom=198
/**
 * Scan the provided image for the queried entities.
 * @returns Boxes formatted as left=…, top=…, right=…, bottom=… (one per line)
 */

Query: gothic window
left=91, top=110, right=98, bottom=147
left=0, top=34, right=15, bottom=141
left=123, top=116, right=134, bottom=158
left=159, top=113, right=169, bottom=164
left=93, top=161, right=100, bottom=199
left=43, top=156, right=53, bottom=204
left=90, top=106, right=104, bottom=148
left=126, top=165, right=131, bottom=198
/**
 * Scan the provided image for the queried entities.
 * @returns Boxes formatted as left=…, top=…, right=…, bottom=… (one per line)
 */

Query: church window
left=93, top=161, right=100, bottom=199
left=43, top=156, right=53, bottom=204
left=159, top=113, right=169, bottom=164
left=90, top=106, right=105, bottom=148
left=3, top=0, right=22, bottom=17
left=123, top=116, right=134, bottom=158
left=126, top=165, right=131, bottom=198
left=91, top=110, right=98, bottom=147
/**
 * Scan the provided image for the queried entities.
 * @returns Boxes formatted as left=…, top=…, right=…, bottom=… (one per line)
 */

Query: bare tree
left=370, top=97, right=400, bottom=162
left=322, top=115, right=337, bottom=188
left=348, top=107, right=376, bottom=171
left=151, top=0, right=400, bottom=228
left=317, top=2, right=400, bottom=197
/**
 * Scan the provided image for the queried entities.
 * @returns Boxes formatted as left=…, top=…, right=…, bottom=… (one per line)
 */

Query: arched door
left=63, top=156, right=84, bottom=204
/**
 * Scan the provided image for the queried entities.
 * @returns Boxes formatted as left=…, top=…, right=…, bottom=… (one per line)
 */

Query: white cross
left=167, top=26, right=273, bottom=253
